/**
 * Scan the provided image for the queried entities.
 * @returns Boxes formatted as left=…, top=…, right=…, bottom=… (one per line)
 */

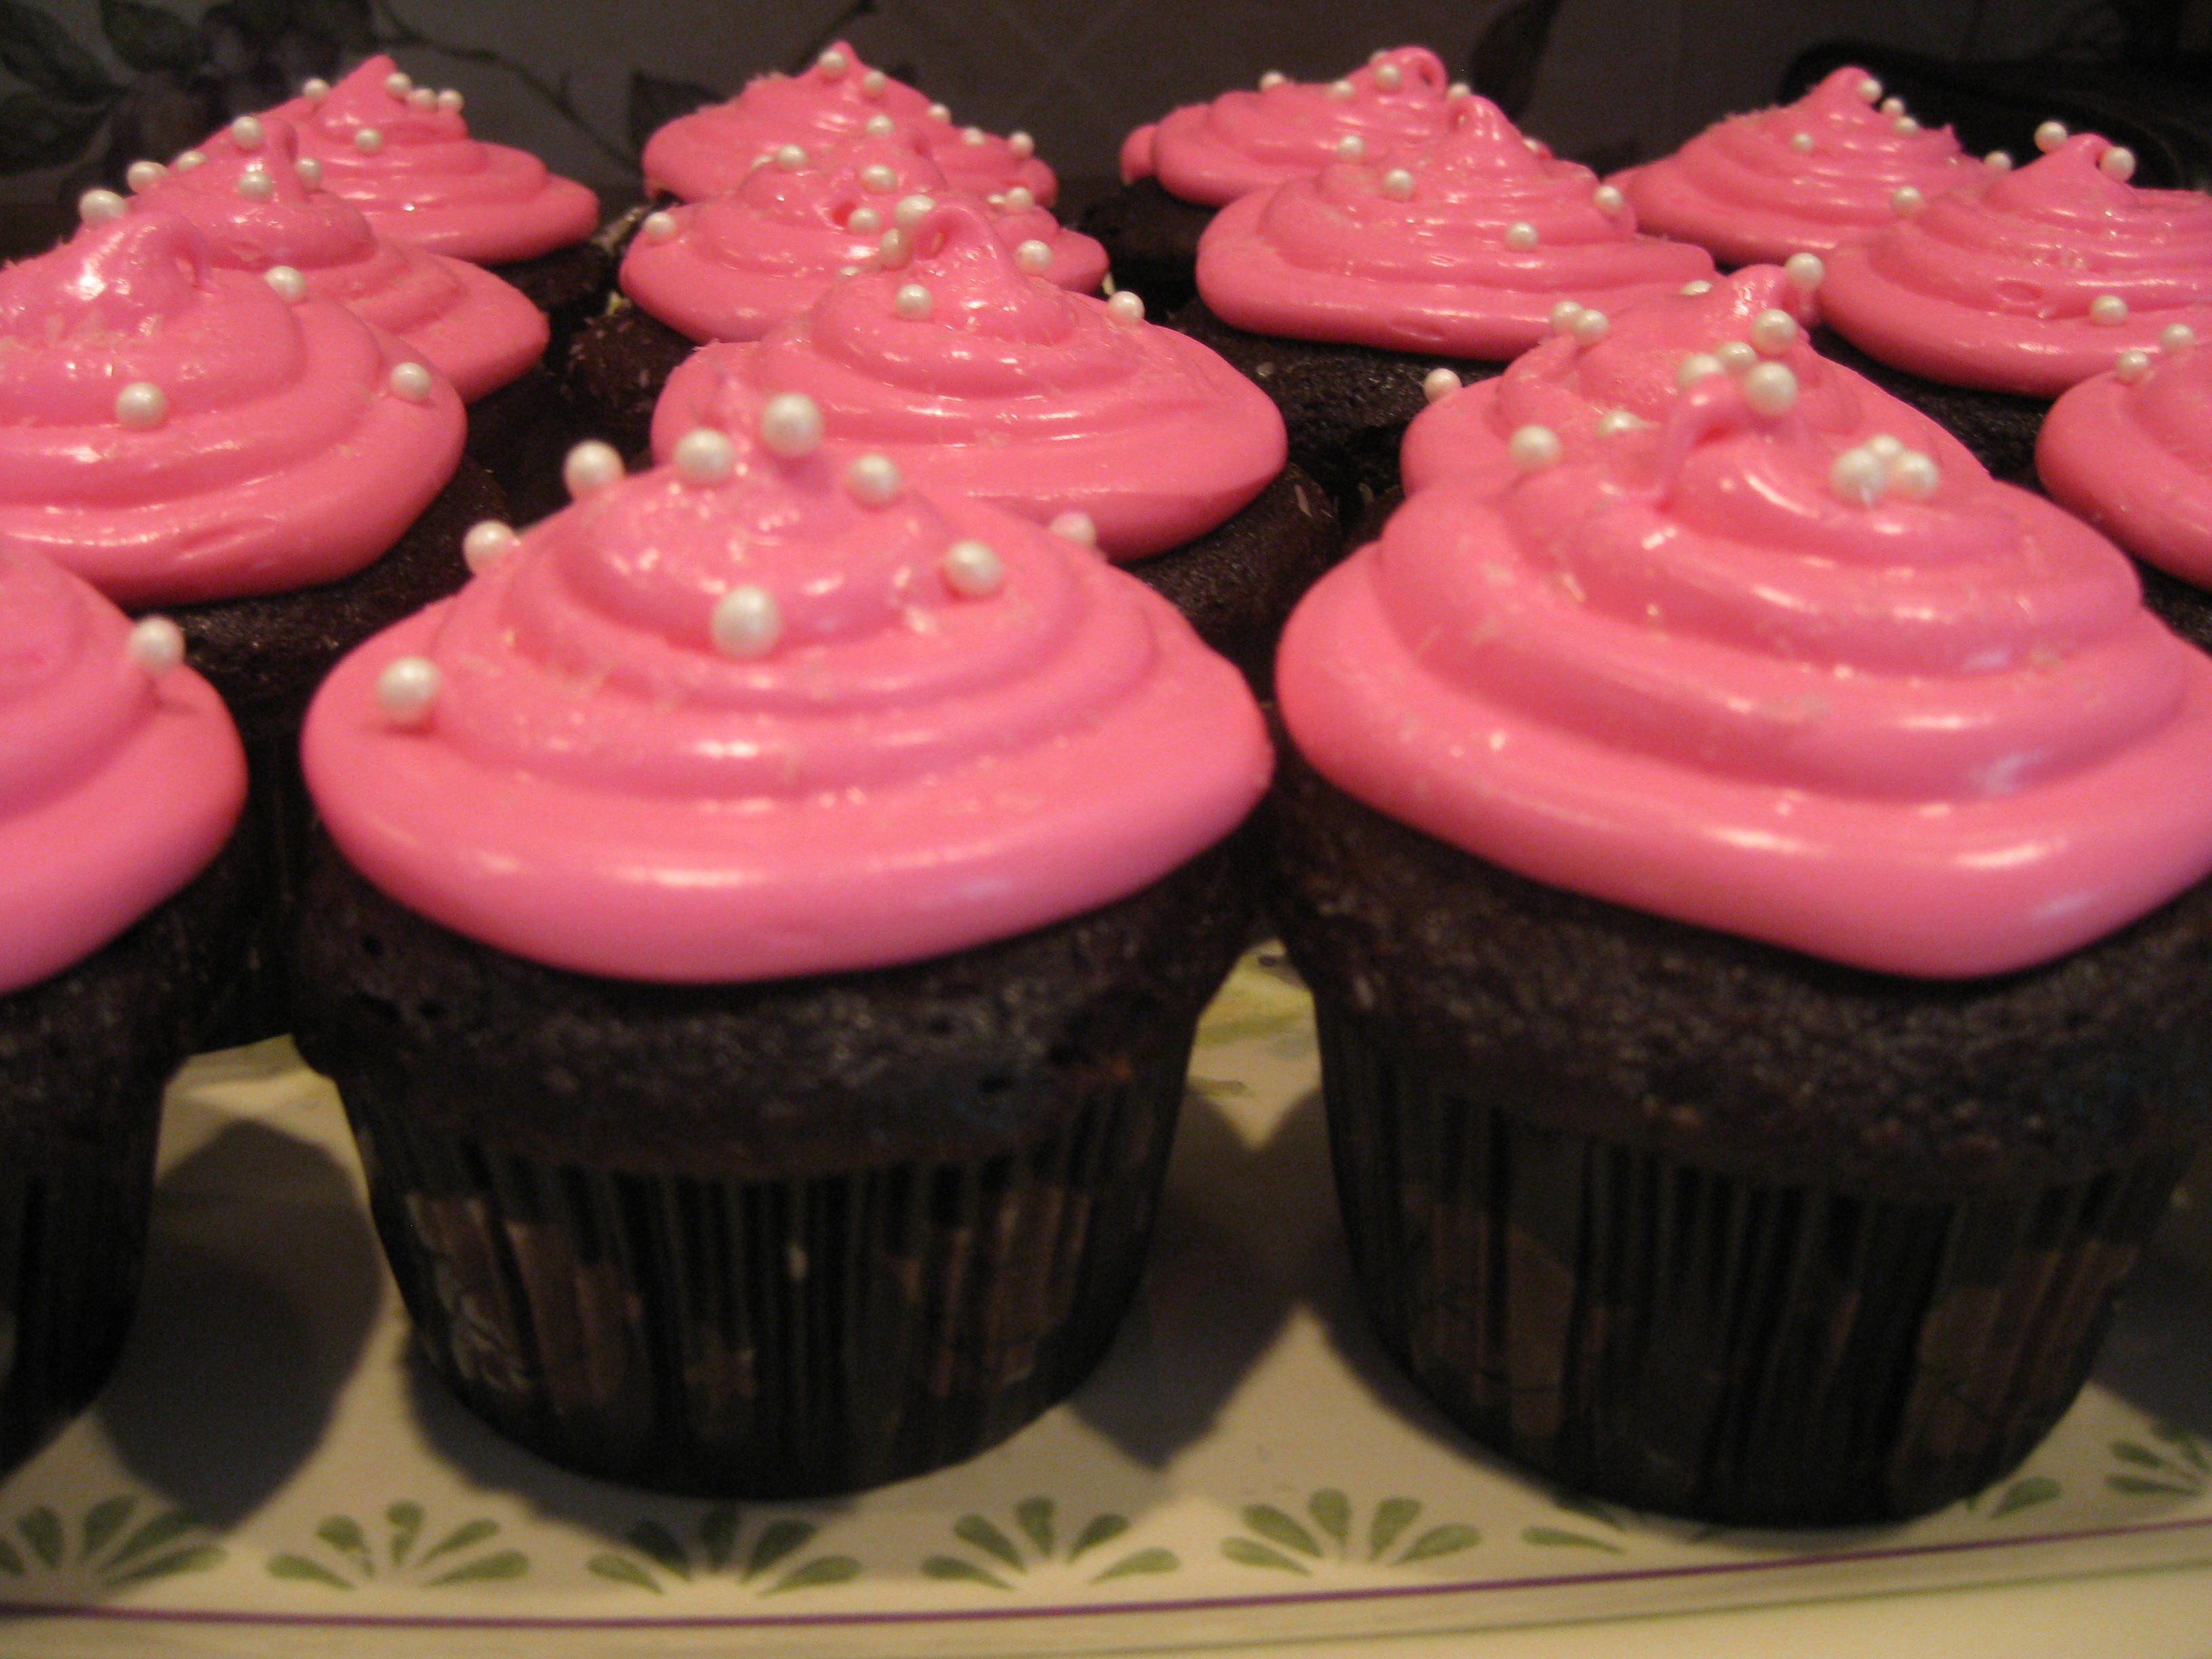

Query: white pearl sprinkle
left=1448, top=81, right=1473, bottom=98
left=127, top=615, right=185, bottom=676
left=354, top=127, right=384, bottom=154
left=962, top=126, right=985, bottom=146
left=1381, top=167, right=1414, bottom=199
left=562, top=439, right=624, bottom=495
left=1328, top=79, right=1355, bottom=100
left=818, top=46, right=849, bottom=77
left=1784, top=251, right=1825, bottom=291
left=173, top=148, right=204, bottom=170
left=893, top=192, right=935, bottom=228
left=437, top=88, right=463, bottom=112
left=302, top=77, right=330, bottom=99
left=237, top=166, right=275, bottom=201
left=927, top=102, right=951, bottom=123
left=1867, top=433, right=1904, bottom=460
left=1014, top=239, right=1052, bottom=274
left=388, top=361, right=434, bottom=401
left=1374, top=62, right=1404, bottom=91
left=712, top=586, right=782, bottom=658
left=1550, top=298, right=1584, bottom=331
left=1891, top=185, right=1924, bottom=215
left=1830, top=446, right=1886, bottom=506
left=642, top=209, right=678, bottom=242
left=1679, top=279, right=1715, bottom=296
left=1715, top=339, right=1759, bottom=374
left=376, top=656, right=441, bottom=724
left=1009, top=130, right=1035, bottom=158
left=229, top=114, right=264, bottom=148
left=114, top=382, right=167, bottom=429
left=294, top=155, right=321, bottom=186
left=1570, top=308, right=1610, bottom=346
left=1986, top=149, right=2014, bottom=171
left=1892, top=115, right=1920, bottom=136
left=125, top=159, right=167, bottom=192
left=774, top=143, right=808, bottom=171
left=847, top=205, right=882, bottom=235
left=942, top=539, right=1004, bottom=598
left=2035, top=120, right=2068, bottom=152
left=2090, top=293, right=2129, bottom=326
left=1750, top=308, right=1799, bottom=355
left=1593, top=183, right=1623, bottom=213
left=1889, top=449, right=1940, bottom=499
left=2114, top=348, right=2153, bottom=384
left=1003, top=185, right=1035, bottom=212
left=1335, top=133, right=1365, bottom=161
left=1260, top=70, right=1286, bottom=89
left=1677, top=352, right=1725, bottom=388
left=1509, top=424, right=1561, bottom=470
left=1504, top=220, right=1538, bottom=250
left=1595, top=408, right=1643, bottom=437
left=1107, top=289, right=1145, bottom=325
left=862, top=68, right=887, bottom=97
left=1857, top=76, right=1882, bottom=102
left=865, top=112, right=895, bottom=136
left=893, top=283, right=933, bottom=319
left=1740, top=360, right=1799, bottom=415
left=409, top=87, right=436, bottom=110
left=1422, top=367, right=1460, bottom=403
left=1523, top=136, right=1543, bottom=152
left=77, top=188, right=127, bottom=225
left=1789, top=131, right=1814, bottom=152
left=859, top=163, right=897, bottom=193
left=2101, top=144, right=2137, bottom=180
left=1879, top=96, right=1905, bottom=116
left=845, top=452, right=903, bottom=506
left=384, top=70, right=413, bottom=98
left=760, top=393, right=824, bottom=457
left=462, top=519, right=517, bottom=573
left=672, top=427, right=736, bottom=485
left=1049, top=510, right=1098, bottom=546
left=2161, top=323, right=2196, bottom=352
left=876, top=226, right=913, bottom=268
left=264, top=264, right=307, bottom=302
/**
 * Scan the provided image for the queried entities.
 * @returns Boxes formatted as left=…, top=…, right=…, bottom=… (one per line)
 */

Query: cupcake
left=1088, top=46, right=1463, bottom=315
left=642, top=41, right=1053, bottom=207
left=1399, top=261, right=1980, bottom=498
left=1185, top=94, right=1715, bottom=516
left=651, top=201, right=1331, bottom=686
left=1270, top=371, right=2212, bottom=1524
left=1818, top=127, right=2212, bottom=478
left=0, top=548, right=246, bottom=1474
left=289, top=397, right=1270, bottom=1496
left=569, top=133, right=1104, bottom=461
left=1614, top=66, right=1991, bottom=268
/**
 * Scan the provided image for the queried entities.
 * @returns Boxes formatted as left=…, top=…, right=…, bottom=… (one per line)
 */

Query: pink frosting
left=642, top=41, right=1055, bottom=208
left=2039, top=329, right=2212, bottom=583
left=1821, top=134, right=2212, bottom=396
left=621, top=133, right=1104, bottom=344
left=1196, top=96, right=1716, bottom=360
left=650, top=201, right=1284, bottom=560
left=1129, top=47, right=1462, bottom=207
left=138, top=118, right=547, bottom=401
left=302, top=415, right=1269, bottom=982
left=0, top=547, right=244, bottom=996
left=1615, top=66, right=1990, bottom=266
left=1400, top=265, right=1980, bottom=495
left=1278, top=376, right=2212, bottom=978
left=0, top=212, right=464, bottom=607
left=263, top=56, right=599, bottom=264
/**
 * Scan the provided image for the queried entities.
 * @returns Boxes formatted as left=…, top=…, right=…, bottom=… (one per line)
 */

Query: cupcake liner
left=1317, top=1003, right=2190, bottom=1525
left=344, top=1055, right=1183, bottom=1497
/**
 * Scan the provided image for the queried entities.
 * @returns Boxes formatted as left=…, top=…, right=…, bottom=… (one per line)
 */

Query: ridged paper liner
left=343, top=1059, right=1183, bottom=1497
left=1317, top=1005, right=2190, bottom=1525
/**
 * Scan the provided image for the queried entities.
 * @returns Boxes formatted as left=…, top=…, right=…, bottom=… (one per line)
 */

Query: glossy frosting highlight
left=1616, top=66, right=1989, bottom=266
left=1126, top=46, right=1461, bottom=207
left=2039, top=329, right=2212, bottom=584
left=136, top=118, right=547, bottom=400
left=1401, top=264, right=1979, bottom=495
left=621, top=133, right=1103, bottom=345
left=266, top=56, right=599, bottom=263
left=0, top=211, right=464, bottom=606
left=1197, top=96, right=1716, bottom=360
left=1279, top=377, right=2212, bottom=977
left=651, top=201, right=1284, bottom=560
left=1822, top=133, right=2212, bottom=396
left=642, top=41, right=1054, bottom=207
left=0, top=548, right=244, bottom=995
left=302, top=413, right=1270, bottom=982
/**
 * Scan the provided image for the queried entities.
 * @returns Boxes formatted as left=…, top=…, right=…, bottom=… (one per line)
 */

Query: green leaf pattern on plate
left=586, top=1505, right=859, bottom=1596
left=922, top=1498, right=1177, bottom=1587
left=1221, top=1491, right=1483, bottom=1576
left=2106, top=1424, right=2208, bottom=1500
left=268, top=1503, right=523, bottom=1589
left=0, top=1496, right=221, bottom=1588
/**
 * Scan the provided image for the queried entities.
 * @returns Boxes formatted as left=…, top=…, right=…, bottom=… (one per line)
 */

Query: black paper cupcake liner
left=1317, top=1003, right=2190, bottom=1525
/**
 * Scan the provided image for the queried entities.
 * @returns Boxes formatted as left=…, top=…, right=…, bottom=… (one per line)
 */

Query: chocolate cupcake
left=1270, top=371, right=2212, bottom=1525
left=290, top=397, right=1271, bottom=1496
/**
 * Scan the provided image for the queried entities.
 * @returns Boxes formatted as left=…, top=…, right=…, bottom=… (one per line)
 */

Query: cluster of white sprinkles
left=1829, top=432, right=1939, bottom=506
left=2114, top=323, right=2198, bottom=383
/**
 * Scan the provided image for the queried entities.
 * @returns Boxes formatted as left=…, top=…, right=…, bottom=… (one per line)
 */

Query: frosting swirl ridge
left=2039, top=329, right=2212, bottom=582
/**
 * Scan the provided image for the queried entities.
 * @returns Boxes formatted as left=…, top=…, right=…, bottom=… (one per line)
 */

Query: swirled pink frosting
left=1822, top=133, right=2212, bottom=396
left=1400, top=265, right=1980, bottom=495
left=1125, top=46, right=1461, bottom=207
left=2039, top=331, right=2212, bottom=583
left=1197, top=96, right=1716, bottom=360
left=621, top=133, right=1104, bottom=344
left=0, top=212, right=464, bottom=606
left=1615, top=66, right=1990, bottom=266
left=0, top=548, right=244, bottom=995
left=1278, top=377, right=2212, bottom=977
left=263, top=56, right=599, bottom=264
left=302, top=424, right=1269, bottom=982
left=650, top=201, right=1284, bottom=560
left=138, top=119, right=546, bottom=401
left=642, top=42, right=1054, bottom=207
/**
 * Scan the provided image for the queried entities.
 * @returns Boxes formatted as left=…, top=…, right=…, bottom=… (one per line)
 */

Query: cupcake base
left=1079, top=177, right=1218, bottom=316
